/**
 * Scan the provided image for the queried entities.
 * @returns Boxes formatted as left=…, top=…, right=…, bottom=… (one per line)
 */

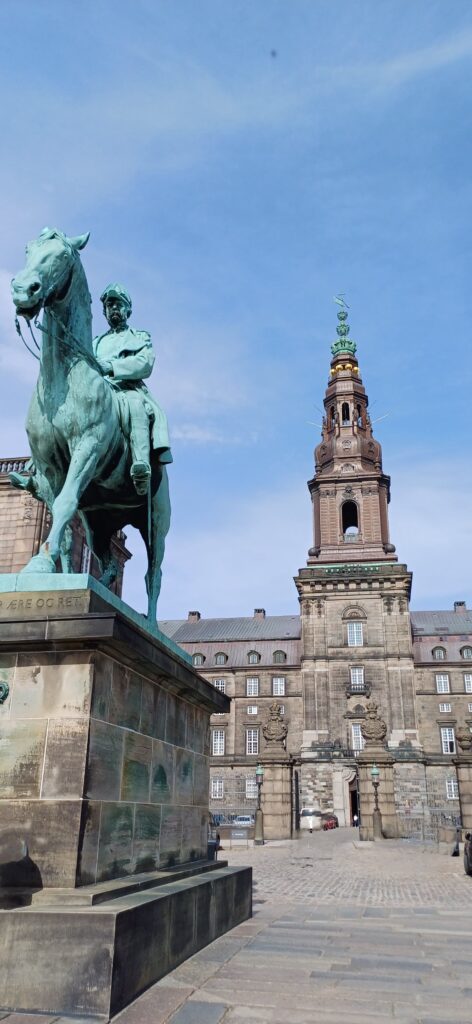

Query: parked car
left=300, top=808, right=322, bottom=832
left=233, top=815, right=254, bottom=828
left=322, top=813, right=338, bottom=831
left=464, top=832, right=472, bottom=876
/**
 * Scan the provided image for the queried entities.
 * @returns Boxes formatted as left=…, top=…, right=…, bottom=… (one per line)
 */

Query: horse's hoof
left=20, top=554, right=56, bottom=575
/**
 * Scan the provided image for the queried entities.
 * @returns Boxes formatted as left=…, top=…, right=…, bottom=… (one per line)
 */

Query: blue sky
left=0, top=1, right=471, bottom=617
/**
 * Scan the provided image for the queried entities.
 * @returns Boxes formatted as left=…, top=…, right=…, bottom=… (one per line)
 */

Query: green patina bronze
left=331, top=294, right=357, bottom=357
left=10, top=228, right=171, bottom=622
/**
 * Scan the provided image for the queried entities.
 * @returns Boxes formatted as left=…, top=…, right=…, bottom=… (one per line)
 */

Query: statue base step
left=0, top=861, right=252, bottom=1020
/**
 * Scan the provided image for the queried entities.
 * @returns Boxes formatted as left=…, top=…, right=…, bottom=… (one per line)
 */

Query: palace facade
left=2, top=309, right=471, bottom=836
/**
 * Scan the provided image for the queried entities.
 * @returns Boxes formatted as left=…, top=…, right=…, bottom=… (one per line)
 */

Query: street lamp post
left=254, top=764, right=265, bottom=846
left=370, top=763, right=383, bottom=840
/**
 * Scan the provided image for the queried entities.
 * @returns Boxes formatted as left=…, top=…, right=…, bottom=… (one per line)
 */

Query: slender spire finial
left=331, top=294, right=357, bottom=357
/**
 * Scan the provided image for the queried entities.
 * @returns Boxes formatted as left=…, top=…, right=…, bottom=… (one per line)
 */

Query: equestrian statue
left=10, top=227, right=172, bottom=622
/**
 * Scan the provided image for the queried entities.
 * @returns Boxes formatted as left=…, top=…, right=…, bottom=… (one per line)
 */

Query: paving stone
left=113, top=985, right=194, bottom=1023
left=168, top=1001, right=228, bottom=1024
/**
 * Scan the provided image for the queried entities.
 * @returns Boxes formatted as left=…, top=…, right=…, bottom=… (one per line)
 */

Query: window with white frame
left=214, top=652, right=227, bottom=666
left=246, top=728, right=259, bottom=755
left=351, top=723, right=365, bottom=751
left=461, top=646, right=472, bottom=660
left=432, top=647, right=446, bottom=660
left=245, top=777, right=258, bottom=799
left=272, top=676, right=286, bottom=696
left=464, top=674, right=472, bottom=693
left=211, top=777, right=224, bottom=799
left=247, top=651, right=261, bottom=665
left=246, top=677, right=259, bottom=697
left=446, top=778, right=459, bottom=800
left=278, top=704, right=285, bottom=715
left=347, top=622, right=363, bottom=647
left=350, top=666, right=365, bottom=691
left=273, top=650, right=286, bottom=664
left=441, top=727, right=455, bottom=754
left=212, top=729, right=225, bottom=756
left=213, top=679, right=226, bottom=693
left=435, top=673, right=450, bottom=694
left=468, top=703, right=472, bottom=713
left=247, top=705, right=258, bottom=715
left=439, top=703, right=452, bottom=713
left=193, top=653, right=205, bottom=667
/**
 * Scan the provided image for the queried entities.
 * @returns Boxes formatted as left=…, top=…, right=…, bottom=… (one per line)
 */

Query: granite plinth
left=0, top=583, right=250, bottom=1018
left=0, top=863, right=252, bottom=1020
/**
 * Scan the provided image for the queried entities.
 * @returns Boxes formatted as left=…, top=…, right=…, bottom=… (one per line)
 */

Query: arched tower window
left=356, top=404, right=362, bottom=426
left=341, top=402, right=350, bottom=425
left=330, top=405, right=336, bottom=427
left=342, top=500, right=359, bottom=541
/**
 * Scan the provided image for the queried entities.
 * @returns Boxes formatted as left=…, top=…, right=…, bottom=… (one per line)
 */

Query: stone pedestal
left=260, top=755, right=292, bottom=840
left=0, top=574, right=252, bottom=1019
left=454, top=754, right=472, bottom=831
left=357, top=749, right=398, bottom=840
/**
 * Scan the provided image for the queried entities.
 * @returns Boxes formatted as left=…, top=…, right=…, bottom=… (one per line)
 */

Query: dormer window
left=214, top=652, right=227, bottom=666
left=432, top=647, right=446, bottom=661
left=273, top=650, right=286, bottom=664
left=192, top=653, right=205, bottom=667
left=342, top=402, right=350, bottom=425
left=461, top=646, right=472, bottom=660
left=247, top=651, right=261, bottom=665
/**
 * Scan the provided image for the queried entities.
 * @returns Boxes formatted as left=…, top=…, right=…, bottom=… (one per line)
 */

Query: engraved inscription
left=0, top=592, right=88, bottom=617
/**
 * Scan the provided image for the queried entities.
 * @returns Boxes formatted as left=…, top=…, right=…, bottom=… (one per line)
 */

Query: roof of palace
left=159, top=615, right=301, bottom=643
left=410, top=610, right=472, bottom=636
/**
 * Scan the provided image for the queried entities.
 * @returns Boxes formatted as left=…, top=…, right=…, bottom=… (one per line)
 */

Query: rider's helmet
left=100, top=283, right=132, bottom=316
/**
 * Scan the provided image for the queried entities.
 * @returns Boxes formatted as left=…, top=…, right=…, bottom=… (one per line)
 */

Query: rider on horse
left=94, top=284, right=172, bottom=495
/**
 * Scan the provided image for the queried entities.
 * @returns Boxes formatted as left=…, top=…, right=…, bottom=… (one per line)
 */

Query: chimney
left=454, top=601, right=467, bottom=613
left=188, top=611, right=201, bottom=622
left=254, top=608, right=266, bottom=619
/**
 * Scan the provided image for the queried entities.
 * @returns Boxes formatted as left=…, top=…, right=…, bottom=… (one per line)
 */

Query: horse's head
left=11, top=227, right=90, bottom=320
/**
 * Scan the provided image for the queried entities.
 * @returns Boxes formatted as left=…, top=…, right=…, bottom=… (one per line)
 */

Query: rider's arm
left=110, top=340, right=155, bottom=382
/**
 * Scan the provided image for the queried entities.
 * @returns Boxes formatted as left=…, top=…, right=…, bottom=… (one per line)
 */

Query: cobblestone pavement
left=4, top=829, right=472, bottom=1023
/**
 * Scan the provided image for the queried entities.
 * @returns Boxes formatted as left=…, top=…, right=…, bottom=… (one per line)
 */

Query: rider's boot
left=130, top=423, right=151, bottom=496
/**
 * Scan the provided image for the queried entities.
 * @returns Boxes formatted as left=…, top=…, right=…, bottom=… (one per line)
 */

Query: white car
left=300, top=808, right=322, bottom=832
left=233, top=815, right=254, bottom=827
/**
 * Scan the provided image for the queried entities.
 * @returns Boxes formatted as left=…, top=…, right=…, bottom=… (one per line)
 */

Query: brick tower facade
left=294, top=303, right=419, bottom=825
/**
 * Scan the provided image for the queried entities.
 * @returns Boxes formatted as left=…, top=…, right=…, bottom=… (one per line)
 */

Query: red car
left=322, top=813, right=338, bottom=831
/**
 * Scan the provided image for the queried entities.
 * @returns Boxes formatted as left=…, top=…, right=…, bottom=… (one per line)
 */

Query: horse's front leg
left=21, top=443, right=99, bottom=574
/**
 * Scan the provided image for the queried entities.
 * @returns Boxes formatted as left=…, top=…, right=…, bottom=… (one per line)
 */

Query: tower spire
left=307, top=301, right=396, bottom=564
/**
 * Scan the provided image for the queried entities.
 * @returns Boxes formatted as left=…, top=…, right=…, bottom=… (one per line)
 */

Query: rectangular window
left=441, top=727, right=455, bottom=754
left=212, top=729, right=225, bottom=756
left=446, top=779, right=459, bottom=800
left=246, top=728, right=259, bottom=755
left=213, top=679, right=226, bottom=693
left=347, top=622, right=363, bottom=647
left=247, top=705, right=258, bottom=715
left=272, top=676, right=286, bottom=696
left=278, top=704, right=285, bottom=715
left=351, top=723, right=365, bottom=751
left=211, top=777, right=224, bottom=799
left=439, top=703, right=452, bottom=713
left=246, top=677, right=259, bottom=697
left=436, top=674, right=450, bottom=694
left=245, top=777, right=258, bottom=799
left=350, top=666, right=365, bottom=691
left=468, top=704, right=472, bottom=714
left=464, top=674, right=472, bottom=694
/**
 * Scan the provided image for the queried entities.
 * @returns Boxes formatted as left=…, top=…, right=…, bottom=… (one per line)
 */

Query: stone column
left=454, top=729, right=472, bottom=831
left=260, top=701, right=292, bottom=840
left=358, top=699, right=398, bottom=840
